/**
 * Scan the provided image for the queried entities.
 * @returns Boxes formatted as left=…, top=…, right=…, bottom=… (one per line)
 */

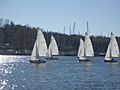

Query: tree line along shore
left=0, top=22, right=120, bottom=56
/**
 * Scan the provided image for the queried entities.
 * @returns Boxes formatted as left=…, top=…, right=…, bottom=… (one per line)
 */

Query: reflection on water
left=0, top=55, right=28, bottom=90
left=0, top=55, right=120, bottom=90
left=79, top=61, right=92, bottom=71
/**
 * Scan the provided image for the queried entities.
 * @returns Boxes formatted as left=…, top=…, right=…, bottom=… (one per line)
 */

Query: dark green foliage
left=0, top=24, right=37, bottom=51
left=0, top=22, right=120, bottom=55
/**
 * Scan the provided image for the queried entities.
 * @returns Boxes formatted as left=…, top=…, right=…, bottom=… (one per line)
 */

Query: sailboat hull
left=104, top=57, right=117, bottom=62
left=78, top=57, right=91, bottom=62
left=29, top=59, right=46, bottom=63
left=46, top=56, right=59, bottom=60
left=78, top=59, right=91, bottom=62
left=104, top=60, right=116, bottom=62
left=104, top=59, right=116, bottom=62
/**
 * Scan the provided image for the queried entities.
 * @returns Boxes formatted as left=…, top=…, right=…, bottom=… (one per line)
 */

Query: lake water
left=0, top=55, right=120, bottom=90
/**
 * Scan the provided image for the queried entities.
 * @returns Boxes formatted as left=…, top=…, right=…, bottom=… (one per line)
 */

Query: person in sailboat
left=77, top=32, right=94, bottom=62
left=104, top=32, right=120, bottom=62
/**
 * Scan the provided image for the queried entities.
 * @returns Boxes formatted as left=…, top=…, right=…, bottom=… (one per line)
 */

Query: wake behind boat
left=104, top=32, right=120, bottom=62
left=29, top=29, right=48, bottom=64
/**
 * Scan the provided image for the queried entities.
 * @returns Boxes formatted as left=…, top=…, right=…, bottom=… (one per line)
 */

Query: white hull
left=104, top=57, right=112, bottom=61
left=78, top=57, right=87, bottom=60
left=78, top=57, right=91, bottom=62
left=104, top=57, right=116, bottom=62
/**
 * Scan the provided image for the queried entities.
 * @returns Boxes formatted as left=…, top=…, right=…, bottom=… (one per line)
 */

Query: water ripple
left=0, top=56, right=120, bottom=90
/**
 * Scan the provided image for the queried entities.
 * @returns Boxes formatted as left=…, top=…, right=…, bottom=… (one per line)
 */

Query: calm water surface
left=0, top=55, right=120, bottom=90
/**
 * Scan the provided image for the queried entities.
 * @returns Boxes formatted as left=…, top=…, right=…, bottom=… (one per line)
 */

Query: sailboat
left=29, top=30, right=48, bottom=63
left=77, top=32, right=94, bottom=62
left=104, top=32, right=120, bottom=62
left=46, top=35, right=59, bottom=59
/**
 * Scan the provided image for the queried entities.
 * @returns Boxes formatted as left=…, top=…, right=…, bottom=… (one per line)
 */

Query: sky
left=0, top=0, right=120, bottom=36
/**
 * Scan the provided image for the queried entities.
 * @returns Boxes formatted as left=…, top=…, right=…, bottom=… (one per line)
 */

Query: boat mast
left=69, top=25, right=71, bottom=35
left=109, top=32, right=113, bottom=58
left=87, top=21, right=89, bottom=34
left=73, top=22, right=75, bottom=34
left=63, top=26, right=65, bottom=34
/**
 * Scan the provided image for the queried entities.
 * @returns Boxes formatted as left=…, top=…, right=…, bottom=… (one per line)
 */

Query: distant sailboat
left=29, top=30, right=47, bottom=63
left=104, top=32, right=120, bottom=62
left=77, top=32, right=94, bottom=61
left=46, top=35, right=59, bottom=59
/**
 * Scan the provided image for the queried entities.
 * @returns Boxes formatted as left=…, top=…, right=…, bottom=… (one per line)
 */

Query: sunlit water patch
left=0, top=56, right=120, bottom=90
left=0, top=55, right=29, bottom=90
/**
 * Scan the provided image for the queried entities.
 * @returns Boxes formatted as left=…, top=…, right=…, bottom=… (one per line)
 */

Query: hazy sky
left=0, top=0, right=120, bottom=36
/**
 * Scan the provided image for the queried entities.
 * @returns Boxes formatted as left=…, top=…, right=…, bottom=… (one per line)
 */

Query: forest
left=0, top=21, right=120, bottom=55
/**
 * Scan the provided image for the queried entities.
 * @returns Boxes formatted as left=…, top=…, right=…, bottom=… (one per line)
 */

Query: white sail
left=30, top=41, right=39, bottom=60
left=110, top=33, right=120, bottom=57
left=77, top=38, right=85, bottom=57
left=84, top=32, right=94, bottom=56
left=105, top=33, right=120, bottom=60
left=49, top=35, right=59, bottom=56
left=36, top=30, right=47, bottom=56
left=105, top=44, right=112, bottom=60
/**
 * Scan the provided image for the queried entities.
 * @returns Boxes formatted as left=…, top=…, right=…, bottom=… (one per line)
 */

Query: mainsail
left=30, top=41, right=39, bottom=60
left=77, top=38, right=85, bottom=57
left=36, top=30, right=47, bottom=57
left=48, top=35, right=59, bottom=56
left=84, top=32, right=94, bottom=56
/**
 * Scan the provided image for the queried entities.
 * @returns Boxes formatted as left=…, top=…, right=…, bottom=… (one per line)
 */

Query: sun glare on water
left=0, top=55, right=28, bottom=90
